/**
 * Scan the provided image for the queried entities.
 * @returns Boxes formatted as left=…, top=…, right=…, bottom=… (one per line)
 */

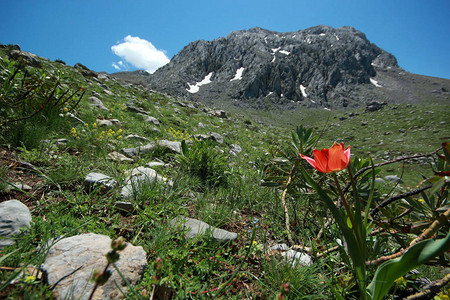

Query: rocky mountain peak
left=115, top=26, right=422, bottom=109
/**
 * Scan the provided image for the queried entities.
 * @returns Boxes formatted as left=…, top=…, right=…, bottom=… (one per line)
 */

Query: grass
left=0, top=45, right=448, bottom=299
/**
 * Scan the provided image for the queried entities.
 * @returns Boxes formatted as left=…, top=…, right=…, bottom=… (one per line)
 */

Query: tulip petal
left=300, top=154, right=320, bottom=171
left=327, top=143, right=345, bottom=171
left=312, top=149, right=329, bottom=173
left=344, top=146, right=351, bottom=165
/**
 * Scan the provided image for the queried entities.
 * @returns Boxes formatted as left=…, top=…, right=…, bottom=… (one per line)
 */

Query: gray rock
left=114, top=201, right=137, bottom=214
left=208, top=110, right=227, bottom=118
left=193, top=132, right=224, bottom=144
left=282, top=250, right=313, bottom=267
left=268, top=243, right=290, bottom=252
left=144, top=116, right=160, bottom=126
left=0, top=200, right=32, bottom=249
left=10, top=50, right=41, bottom=67
left=107, top=151, right=134, bottom=163
left=385, top=175, right=401, bottom=183
left=96, top=119, right=113, bottom=127
left=121, top=167, right=172, bottom=199
left=126, top=103, right=147, bottom=115
left=41, top=233, right=147, bottom=300
left=365, top=101, right=387, bottom=112
left=229, top=144, right=242, bottom=154
left=89, top=96, right=108, bottom=110
left=3, top=182, right=33, bottom=193
left=84, top=172, right=117, bottom=192
left=146, top=161, right=166, bottom=168
left=104, top=89, right=114, bottom=96
left=171, top=216, right=237, bottom=243
left=121, top=140, right=182, bottom=158
left=124, top=134, right=150, bottom=143
left=374, top=178, right=386, bottom=184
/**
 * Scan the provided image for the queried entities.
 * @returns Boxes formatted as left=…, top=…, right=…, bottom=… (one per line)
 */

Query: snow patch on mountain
left=187, top=72, right=213, bottom=93
left=230, top=67, right=245, bottom=81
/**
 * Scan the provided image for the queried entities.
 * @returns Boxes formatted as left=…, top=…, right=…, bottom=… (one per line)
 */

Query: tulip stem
left=332, top=172, right=361, bottom=249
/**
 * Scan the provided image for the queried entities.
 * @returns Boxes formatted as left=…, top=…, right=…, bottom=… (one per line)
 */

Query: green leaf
left=301, top=167, right=366, bottom=290
left=367, top=232, right=450, bottom=300
left=347, top=216, right=352, bottom=229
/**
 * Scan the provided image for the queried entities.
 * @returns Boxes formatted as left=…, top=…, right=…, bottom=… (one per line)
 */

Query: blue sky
left=1, top=0, right=449, bottom=79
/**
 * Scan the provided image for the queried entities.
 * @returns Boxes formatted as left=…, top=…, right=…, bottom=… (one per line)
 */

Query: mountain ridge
left=113, top=25, right=449, bottom=109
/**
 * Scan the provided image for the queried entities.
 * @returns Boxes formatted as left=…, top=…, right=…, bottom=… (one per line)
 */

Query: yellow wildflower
left=24, top=275, right=36, bottom=283
left=92, top=123, right=97, bottom=128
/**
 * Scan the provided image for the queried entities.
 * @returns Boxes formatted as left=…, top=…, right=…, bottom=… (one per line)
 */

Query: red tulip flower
left=301, top=142, right=351, bottom=173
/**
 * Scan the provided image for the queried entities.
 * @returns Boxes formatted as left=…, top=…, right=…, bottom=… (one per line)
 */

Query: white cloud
left=111, top=35, right=170, bottom=73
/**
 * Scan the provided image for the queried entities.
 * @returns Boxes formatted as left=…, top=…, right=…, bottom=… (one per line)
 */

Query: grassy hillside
left=0, top=46, right=448, bottom=299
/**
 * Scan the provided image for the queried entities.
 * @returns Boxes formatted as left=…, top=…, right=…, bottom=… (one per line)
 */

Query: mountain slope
left=113, top=25, right=449, bottom=109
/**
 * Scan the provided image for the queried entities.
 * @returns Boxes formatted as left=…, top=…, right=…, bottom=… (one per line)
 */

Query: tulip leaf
left=301, top=167, right=366, bottom=290
left=366, top=232, right=450, bottom=300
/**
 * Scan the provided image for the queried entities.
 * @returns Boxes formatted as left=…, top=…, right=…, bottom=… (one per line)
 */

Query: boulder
left=41, top=233, right=147, bottom=300
left=0, top=200, right=32, bottom=249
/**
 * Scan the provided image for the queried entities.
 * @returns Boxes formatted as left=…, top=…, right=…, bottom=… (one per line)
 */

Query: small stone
left=12, top=182, right=32, bottom=191
left=146, top=161, right=166, bottom=168
left=124, top=134, right=150, bottom=143
left=126, top=103, right=147, bottom=115
left=0, top=200, right=32, bottom=249
left=208, top=110, right=227, bottom=118
left=107, top=151, right=134, bottom=163
left=229, top=144, right=242, bottom=154
left=385, top=175, right=401, bottom=183
left=88, top=96, right=108, bottom=110
left=104, top=89, right=114, bottom=96
left=96, top=119, right=113, bottom=127
left=144, top=116, right=160, bottom=126
left=84, top=172, right=117, bottom=192
left=114, top=201, right=137, bottom=214
left=282, top=250, right=313, bottom=267
left=171, top=216, right=237, bottom=243
left=269, top=244, right=290, bottom=252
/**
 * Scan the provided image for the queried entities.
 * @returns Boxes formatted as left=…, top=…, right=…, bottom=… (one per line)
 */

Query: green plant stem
left=332, top=172, right=360, bottom=249
left=88, top=262, right=110, bottom=300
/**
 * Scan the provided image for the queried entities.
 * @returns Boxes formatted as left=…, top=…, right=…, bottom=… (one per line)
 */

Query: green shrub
left=0, top=57, right=85, bottom=148
left=177, top=140, right=229, bottom=189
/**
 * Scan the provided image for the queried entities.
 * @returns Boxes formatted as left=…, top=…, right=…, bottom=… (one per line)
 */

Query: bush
left=177, top=140, right=229, bottom=189
left=0, top=57, right=85, bottom=148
